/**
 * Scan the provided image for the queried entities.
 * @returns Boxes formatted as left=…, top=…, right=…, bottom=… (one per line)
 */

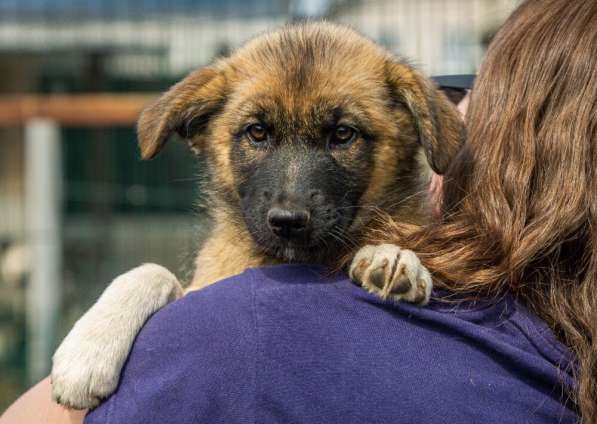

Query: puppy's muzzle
left=267, top=207, right=310, bottom=239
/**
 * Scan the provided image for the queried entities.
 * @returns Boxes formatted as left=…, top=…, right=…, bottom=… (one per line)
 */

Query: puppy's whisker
left=329, top=227, right=358, bottom=249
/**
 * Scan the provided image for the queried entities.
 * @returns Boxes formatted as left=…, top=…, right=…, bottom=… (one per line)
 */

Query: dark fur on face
left=136, top=23, right=463, bottom=267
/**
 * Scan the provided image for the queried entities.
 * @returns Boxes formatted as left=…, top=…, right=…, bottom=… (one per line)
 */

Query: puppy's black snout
left=267, top=207, right=310, bottom=239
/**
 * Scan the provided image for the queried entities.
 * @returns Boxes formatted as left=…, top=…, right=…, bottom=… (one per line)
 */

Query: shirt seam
left=509, top=307, right=574, bottom=369
left=249, top=269, right=259, bottom=424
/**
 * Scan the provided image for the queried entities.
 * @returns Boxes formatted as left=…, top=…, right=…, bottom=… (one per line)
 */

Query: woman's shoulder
left=127, top=263, right=577, bottom=393
left=86, top=264, right=577, bottom=424
left=147, top=264, right=351, bottom=328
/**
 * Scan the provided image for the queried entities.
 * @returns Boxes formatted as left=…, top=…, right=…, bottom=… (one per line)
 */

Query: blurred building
left=333, top=0, right=515, bottom=74
left=0, top=0, right=518, bottom=410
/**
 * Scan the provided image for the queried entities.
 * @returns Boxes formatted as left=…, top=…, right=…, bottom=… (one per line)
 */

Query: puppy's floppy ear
left=137, top=65, right=227, bottom=159
left=385, top=61, right=465, bottom=174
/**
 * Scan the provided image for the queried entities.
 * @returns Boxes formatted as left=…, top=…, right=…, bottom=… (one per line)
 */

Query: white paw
left=349, top=244, right=432, bottom=305
left=51, top=263, right=182, bottom=409
left=51, top=330, right=122, bottom=409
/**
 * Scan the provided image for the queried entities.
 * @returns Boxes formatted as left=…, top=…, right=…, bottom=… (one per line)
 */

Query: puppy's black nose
left=267, top=207, right=310, bottom=239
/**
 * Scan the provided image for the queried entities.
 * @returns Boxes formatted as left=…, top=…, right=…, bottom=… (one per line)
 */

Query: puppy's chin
left=279, top=246, right=302, bottom=262
left=260, top=242, right=316, bottom=263
left=255, top=239, right=331, bottom=263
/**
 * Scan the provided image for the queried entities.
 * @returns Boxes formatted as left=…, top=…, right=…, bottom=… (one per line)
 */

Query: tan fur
left=190, top=214, right=278, bottom=290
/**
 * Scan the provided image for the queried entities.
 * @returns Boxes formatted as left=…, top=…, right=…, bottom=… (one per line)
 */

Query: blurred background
left=0, top=0, right=518, bottom=409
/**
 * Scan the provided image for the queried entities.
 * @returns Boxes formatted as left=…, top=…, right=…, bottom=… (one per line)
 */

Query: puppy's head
left=138, top=23, right=463, bottom=261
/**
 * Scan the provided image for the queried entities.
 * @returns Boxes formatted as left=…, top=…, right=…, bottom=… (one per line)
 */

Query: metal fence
left=0, top=0, right=518, bottom=410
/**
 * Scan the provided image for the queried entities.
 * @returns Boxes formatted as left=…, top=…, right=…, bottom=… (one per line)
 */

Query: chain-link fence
left=0, top=0, right=518, bottom=410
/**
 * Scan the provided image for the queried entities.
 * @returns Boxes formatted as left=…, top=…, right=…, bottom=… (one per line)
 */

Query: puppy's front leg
left=51, top=264, right=183, bottom=409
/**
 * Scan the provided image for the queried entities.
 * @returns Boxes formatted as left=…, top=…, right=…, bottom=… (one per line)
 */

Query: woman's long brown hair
left=368, top=0, right=596, bottom=420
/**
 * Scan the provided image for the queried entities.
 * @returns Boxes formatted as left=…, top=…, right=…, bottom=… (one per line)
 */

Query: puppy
left=51, top=22, right=463, bottom=408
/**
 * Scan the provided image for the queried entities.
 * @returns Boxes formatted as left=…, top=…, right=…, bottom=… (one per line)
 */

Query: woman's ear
left=385, top=61, right=465, bottom=174
left=137, top=65, right=228, bottom=160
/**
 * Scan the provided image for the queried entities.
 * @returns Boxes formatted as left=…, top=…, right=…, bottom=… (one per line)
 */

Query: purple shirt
left=85, top=265, right=577, bottom=423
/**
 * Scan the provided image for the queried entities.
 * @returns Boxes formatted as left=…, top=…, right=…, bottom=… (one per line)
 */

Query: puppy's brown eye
left=330, top=125, right=357, bottom=148
left=247, top=124, right=268, bottom=143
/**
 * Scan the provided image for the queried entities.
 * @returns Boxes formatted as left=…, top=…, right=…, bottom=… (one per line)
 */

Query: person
left=358, top=0, right=596, bottom=420
left=2, top=0, right=594, bottom=422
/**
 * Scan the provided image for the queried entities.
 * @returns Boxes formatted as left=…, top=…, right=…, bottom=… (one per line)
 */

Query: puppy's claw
left=349, top=244, right=432, bottom=305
